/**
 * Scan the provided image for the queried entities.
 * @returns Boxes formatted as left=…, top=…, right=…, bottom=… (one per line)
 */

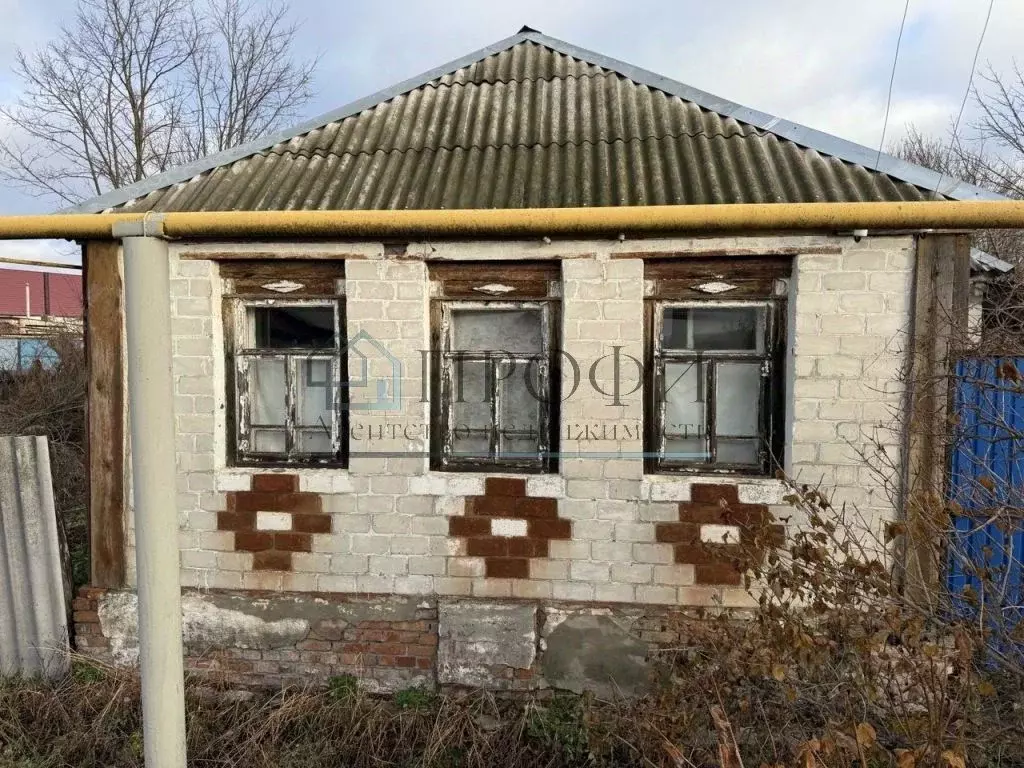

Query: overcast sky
left=0, top=0, right=1020, bottom=264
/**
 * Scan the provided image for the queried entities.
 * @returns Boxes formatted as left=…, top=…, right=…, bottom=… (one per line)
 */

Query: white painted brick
left=573, top=520, right=615, bottom=540
left=700, top=524, right=740, bottom=544
left=330, top=555, right=369, bottom=574
left=298, top=474, right=334, bottom=493
left=570, top=561, right=610, bottom=582
left=614, top=522, right=654, bottom=542
left=512, top=580, right=553, bottom=599
left=446, top=476, right=486, bottom=496
left=408, top=556, right=446, bottom=576
left=646, top=479, right=691, bottom=502
left=636, top=586, right=678, bottom=605
left=610, top=563, right=652, bottom=584
left=594, top=583, right=636, bottom=603
left=393, top=576, right=433, bottom=594
left=552, top=581, right=595, bottom=601
left=291, top=553, right=329, bottom=573
left=256, top=511, right=292, bottom=531
left=434, top=577, right=473, bottom=595
left=491, top=518, right=528, bottom=537
left=633, top=543, right=674, bottom=564
left=654, top=564, right=695, bottom=586
left=530, top=559, right=569, bottom=580
left=472, top=578, right=512, bottom=598
left=526, top=475, right=566, bottom=497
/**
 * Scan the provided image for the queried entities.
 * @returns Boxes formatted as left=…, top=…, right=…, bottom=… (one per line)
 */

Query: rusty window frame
left=648, top=298, right=784, bottom=476
left=228, top=296, right=347, bottom=467
left=432, top=299, right=557, bottom=473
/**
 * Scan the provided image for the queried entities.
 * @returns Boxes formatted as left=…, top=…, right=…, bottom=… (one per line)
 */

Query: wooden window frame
left=428, top=262, right=561, bottom=474
left=221, top=262, right=348, bottom=468
left=644, top=258, right=789, bottom=477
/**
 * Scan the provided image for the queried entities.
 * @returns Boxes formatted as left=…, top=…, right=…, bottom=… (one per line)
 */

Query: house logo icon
left=344, top=329, right=402, bottom=411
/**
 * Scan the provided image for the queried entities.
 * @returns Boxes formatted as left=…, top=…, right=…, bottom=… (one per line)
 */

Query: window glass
left=452, top=309, right=543, bottom=354
left=297, top=359, right=333, bottom=427
left=716, top=362, right=762, bottom=465
left=451, top=359, right=491, bottom=458
left=663, top=362, right=705, bottom=439
left=249, top=358, right=286, bottom=426
left=662, top=307, right=764, bottom=352
left=252, top=307, right=335, bottom=349
left=498, top=360, right=541, bottom=458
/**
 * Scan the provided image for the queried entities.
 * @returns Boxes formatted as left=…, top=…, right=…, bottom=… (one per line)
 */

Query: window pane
left=250, top=358, right=286, bottom=425
left=716, top=362, right=761, bottom=437
left=662, top=307, right=765, bottom=352
left=297, top=359, right=333, bottom=427
left=296, top=429, right=332, bottom=454
left=452, top=432, right=490, bottom=458
left=664, top=361, right=705, bottom=440
left=451, top=309, right=543, bottom=354
left=253, top=306, right=335, bottom=349
left=498, top=361, right=541, bottom=457
left=717, top=439, right=759, bottom=465
left=252, top=429, right=286, bottom=453
left=665, top=436, right=709, bottom=462
left=716, top=361, right=761, bottom=465
left=452, top=359, right=492, bottom=457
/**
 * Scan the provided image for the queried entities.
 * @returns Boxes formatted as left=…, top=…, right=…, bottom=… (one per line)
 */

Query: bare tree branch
left=0, top=0, right=318, bottom=206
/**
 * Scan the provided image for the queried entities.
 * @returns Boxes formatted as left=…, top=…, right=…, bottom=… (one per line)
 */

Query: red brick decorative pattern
left=218, top=474, right=328, bottom=571
left=654, top=483, right=784, bottom=586
left=450, top=477, right=570, bottom=578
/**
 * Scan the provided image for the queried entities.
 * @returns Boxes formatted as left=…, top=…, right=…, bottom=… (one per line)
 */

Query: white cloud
left=0, top=239, right=79, bottom=266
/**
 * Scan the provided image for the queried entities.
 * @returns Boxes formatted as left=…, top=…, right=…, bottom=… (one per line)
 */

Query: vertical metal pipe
left=115, top=221, right=186, bottom=768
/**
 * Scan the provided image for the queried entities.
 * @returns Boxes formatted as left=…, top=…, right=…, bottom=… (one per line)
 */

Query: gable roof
left=67, top=28, right=1004, bottom=215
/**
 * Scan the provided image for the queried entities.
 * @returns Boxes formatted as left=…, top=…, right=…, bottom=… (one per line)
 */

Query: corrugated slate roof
left=68, top=29, right=1003, bottom=214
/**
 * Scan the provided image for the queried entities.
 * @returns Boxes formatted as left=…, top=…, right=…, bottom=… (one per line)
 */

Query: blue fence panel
left=946, top=357, right=1024, bottom=659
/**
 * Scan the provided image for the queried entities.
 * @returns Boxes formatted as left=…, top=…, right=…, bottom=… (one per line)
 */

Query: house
left=0, top=265, right=82, bottom=371
left=69, top=29, right=998, bottom=694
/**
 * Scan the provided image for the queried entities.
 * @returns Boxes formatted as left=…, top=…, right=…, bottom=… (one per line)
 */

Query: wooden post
left=903, top=233, right=970, bottom=602
left=84, top=240, right=126, bottom=588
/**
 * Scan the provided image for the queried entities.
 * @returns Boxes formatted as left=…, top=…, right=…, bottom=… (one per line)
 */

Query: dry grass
left=1, top=643, right=1022, bottom=768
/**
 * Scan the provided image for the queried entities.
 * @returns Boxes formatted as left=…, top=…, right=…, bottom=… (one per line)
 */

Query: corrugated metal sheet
left=0, top=269, right=83, bottom=318
left=109, top=39, right=937, bottom=214
left=947, top=358, right=1024, bottom=660
left=0, top=435, right=69, bottom=678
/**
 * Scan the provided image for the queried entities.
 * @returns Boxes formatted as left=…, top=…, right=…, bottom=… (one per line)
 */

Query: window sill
left=641, top=475, right=788, bottom=504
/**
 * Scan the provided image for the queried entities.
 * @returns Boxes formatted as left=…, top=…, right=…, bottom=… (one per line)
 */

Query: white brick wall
left=144, top=234, right=915, bottom=604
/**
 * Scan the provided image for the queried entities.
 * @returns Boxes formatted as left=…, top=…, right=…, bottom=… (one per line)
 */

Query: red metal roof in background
left=0, top=268, right=82, bottom=318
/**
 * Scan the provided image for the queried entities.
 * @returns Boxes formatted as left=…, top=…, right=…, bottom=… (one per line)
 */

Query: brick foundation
left=73, top=586, right=756, bottom=695
left=73, top=587, right=437, bottom=692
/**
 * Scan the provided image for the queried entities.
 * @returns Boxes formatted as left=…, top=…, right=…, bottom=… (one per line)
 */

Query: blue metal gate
left=946, top=357, right=1024, bottom=657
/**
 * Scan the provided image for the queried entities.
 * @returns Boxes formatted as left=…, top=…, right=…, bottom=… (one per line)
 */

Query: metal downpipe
left=115, top=221, right=187, bottom=768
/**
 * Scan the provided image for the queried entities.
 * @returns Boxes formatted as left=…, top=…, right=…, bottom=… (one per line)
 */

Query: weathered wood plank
left=84, top=240, right=126, bottom=588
